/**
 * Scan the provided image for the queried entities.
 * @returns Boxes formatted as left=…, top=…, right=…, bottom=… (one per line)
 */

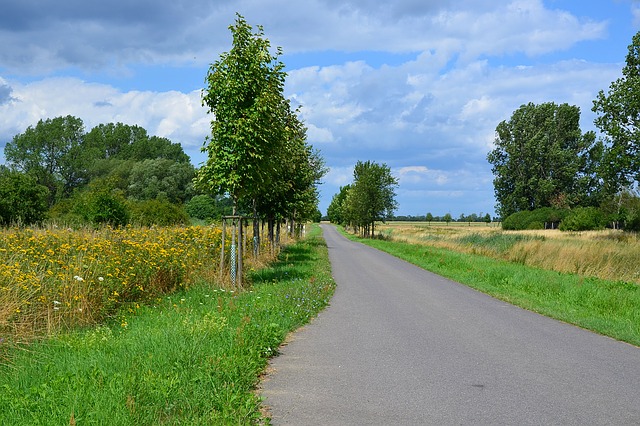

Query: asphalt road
left=260, top=224, right=640, bottom=425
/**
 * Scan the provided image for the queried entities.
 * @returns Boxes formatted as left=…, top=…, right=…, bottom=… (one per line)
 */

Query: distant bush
left=128, top=199, right=189, bottom=226
left=502, top=208, right=567, bottom=230
left=185, top=195, right=218, bottom=220
left=559, top=207, right=607, bottom=231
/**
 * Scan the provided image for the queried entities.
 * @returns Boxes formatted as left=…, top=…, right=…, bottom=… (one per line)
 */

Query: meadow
left=377, top=221, right=640, bottom=284
left=0, top=224, right=334, bottom=424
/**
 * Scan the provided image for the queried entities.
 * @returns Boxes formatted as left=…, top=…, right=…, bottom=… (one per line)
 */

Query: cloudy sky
left=1, top=0, right=639, bottom=217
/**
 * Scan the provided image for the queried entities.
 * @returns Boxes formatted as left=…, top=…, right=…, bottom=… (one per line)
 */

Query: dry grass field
left=377, top=222, right=640, bottom=285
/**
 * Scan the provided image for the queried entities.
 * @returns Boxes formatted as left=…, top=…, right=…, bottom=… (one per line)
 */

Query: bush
left=0, top=168, right=49, bottom=226
left=185, top=195, right=217, bottom=220
left=559, top=207, right=607, bottom=231
left=128, top=199, right=189, bottom=226
left=502, top=208, right=567, bottom=230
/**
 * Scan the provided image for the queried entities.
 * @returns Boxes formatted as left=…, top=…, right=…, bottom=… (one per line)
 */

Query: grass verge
left=0, top=224, right=335, bottom=425
left=343, top=229, right=640, bottom=347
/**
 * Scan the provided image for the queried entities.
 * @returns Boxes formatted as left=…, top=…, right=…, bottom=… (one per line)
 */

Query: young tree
left=196, top=14, right=287, bottom=215
left=487, top=102, right=598, bottom=218
left=425, top=212, right=434, bottom=225
left=592, top=30, right=640, bottom=193
left=327, top=185, right=351, bottom=224
left=347, top=160, right=398, bottom=237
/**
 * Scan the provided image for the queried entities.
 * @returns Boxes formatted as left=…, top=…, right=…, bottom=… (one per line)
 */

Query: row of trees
left=327, top=160, right=398, bottom=237
left=196, top=14, right=326, bottom=247
left=487, top=31, right=640, bottom=231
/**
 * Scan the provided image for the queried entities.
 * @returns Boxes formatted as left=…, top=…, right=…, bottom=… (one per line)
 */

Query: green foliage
left=340, top=161, right=398, bottom=237
left=327, top=185, right=351, bottom=224
left=4, top=115, right=86, bottom=205
left=593, top=30, right=640, bottom=191
left=197, top=14, right=288, bottom=208
left=502, top=207, right=568, bottom=230
left=84, top=190, right=130, bottom=227
left=127, top=159, right=195, bottom=203
left=0, top=167, right=49, bottom=226
left=185, top=194, right=218, bottom=220
left=128, top=199, right=189, bottom=226
left=559, top=207, right=607, bottom=231
left=487, top=102, right=600, bottom=218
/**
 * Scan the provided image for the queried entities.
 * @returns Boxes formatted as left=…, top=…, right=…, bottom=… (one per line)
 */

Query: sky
left=1, top=0, right=639, bottom=218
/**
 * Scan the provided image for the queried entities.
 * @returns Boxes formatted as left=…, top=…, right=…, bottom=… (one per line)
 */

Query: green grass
left=0, top=225, right=335, bottom=425
left=344, top=229, right=640, bottom=347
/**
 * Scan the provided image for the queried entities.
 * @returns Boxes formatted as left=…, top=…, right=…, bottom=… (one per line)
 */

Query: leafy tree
left=443, top=213, right=452, bottom=224
left=185, top=194, right=233, bottom=221
left=593, top=31, right=640, bottom=192
left=4, top=115, right=85, bottom=205
left=487, top=102, right=599, bottom=218
left=425, top=212, right=434, bottom=225
left=344, top=161, right=398, bottom=237
left=196, top=14, right=287, bottom=214
left=127, top=158, right=195, bottom=203
left=0, top=167, right=49, bottom=226
left=327, top=185, right=351, bottom=224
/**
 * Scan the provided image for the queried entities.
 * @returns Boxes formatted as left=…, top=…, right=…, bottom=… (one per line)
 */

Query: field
left=378, top=221, right=640, bottom=284
left=0, top=224, right=287, bottom=352
left=0, top=224, right=333, bottom=424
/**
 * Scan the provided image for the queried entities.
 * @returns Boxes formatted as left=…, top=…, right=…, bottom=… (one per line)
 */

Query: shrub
left=559, top=207, right=607, bottom=231
left=502, top=208, right=567, bottom=230
left=185, top=195, right=217, bottom=220
left=0, top=168, right=49, bottom=226
left=128, top=199, right=189, bottom=226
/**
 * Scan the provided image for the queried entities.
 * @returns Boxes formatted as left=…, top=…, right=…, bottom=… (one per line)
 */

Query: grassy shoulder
left=0, top=224, right=335, bottom=425
left=342, top=228, right=640, bottom=347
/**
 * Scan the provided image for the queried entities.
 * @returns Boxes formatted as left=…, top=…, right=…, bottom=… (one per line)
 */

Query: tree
left=343, top=161, right=398, bottom=237
left=196, top=14, right=288, bottom=214
left=127, top=158, right=195, bottom=203
left=487, top=102, right=599, bottom=218
left=592, top=31, right=640, bottom=193
left=425, top=212, right=434, bottom=225
left=4, top=115, right=85, bottom=205
left=327, top=185, right=351, bottom=224
left=443, top=213, right=452, bottom=224
left=0, top=167, right=49, bottom=226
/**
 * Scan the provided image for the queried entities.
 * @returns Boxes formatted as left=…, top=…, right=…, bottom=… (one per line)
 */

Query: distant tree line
left=487, top=31, right=640, bottom=232
left=390, top=213, right=494, bottom=224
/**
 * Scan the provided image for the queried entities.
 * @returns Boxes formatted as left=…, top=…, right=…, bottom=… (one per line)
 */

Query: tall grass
left=0, top=224, right=335, bottom=424
left=380, top=223, right=640, bottom=284
left=350, top=225, right=640, bottom=346
left=0, top=225, right=287, bottom=359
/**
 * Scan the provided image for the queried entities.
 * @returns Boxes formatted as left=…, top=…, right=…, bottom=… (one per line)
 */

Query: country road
left=261, top=224, right=640, bottom=425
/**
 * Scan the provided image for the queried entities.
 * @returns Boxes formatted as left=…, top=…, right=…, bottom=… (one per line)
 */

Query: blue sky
left=1, top=0, right=639, bottom=218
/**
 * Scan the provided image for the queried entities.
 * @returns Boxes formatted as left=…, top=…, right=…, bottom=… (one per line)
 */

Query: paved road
left=261, top=224, right=640, bottom=425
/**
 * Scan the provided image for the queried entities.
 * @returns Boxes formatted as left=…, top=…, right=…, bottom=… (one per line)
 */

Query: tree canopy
left=328, top=161, right=398, bottom=237
left=593, top=31, right=640, bottom=192
left=487, top=102, right=599, bottom=218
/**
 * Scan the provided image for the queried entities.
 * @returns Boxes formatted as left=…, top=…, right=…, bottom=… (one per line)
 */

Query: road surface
left=261, top=224, right=640, bottom=425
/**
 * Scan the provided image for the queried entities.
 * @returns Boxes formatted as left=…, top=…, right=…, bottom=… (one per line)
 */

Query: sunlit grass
left=379, top=222, right=640, bottom=284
